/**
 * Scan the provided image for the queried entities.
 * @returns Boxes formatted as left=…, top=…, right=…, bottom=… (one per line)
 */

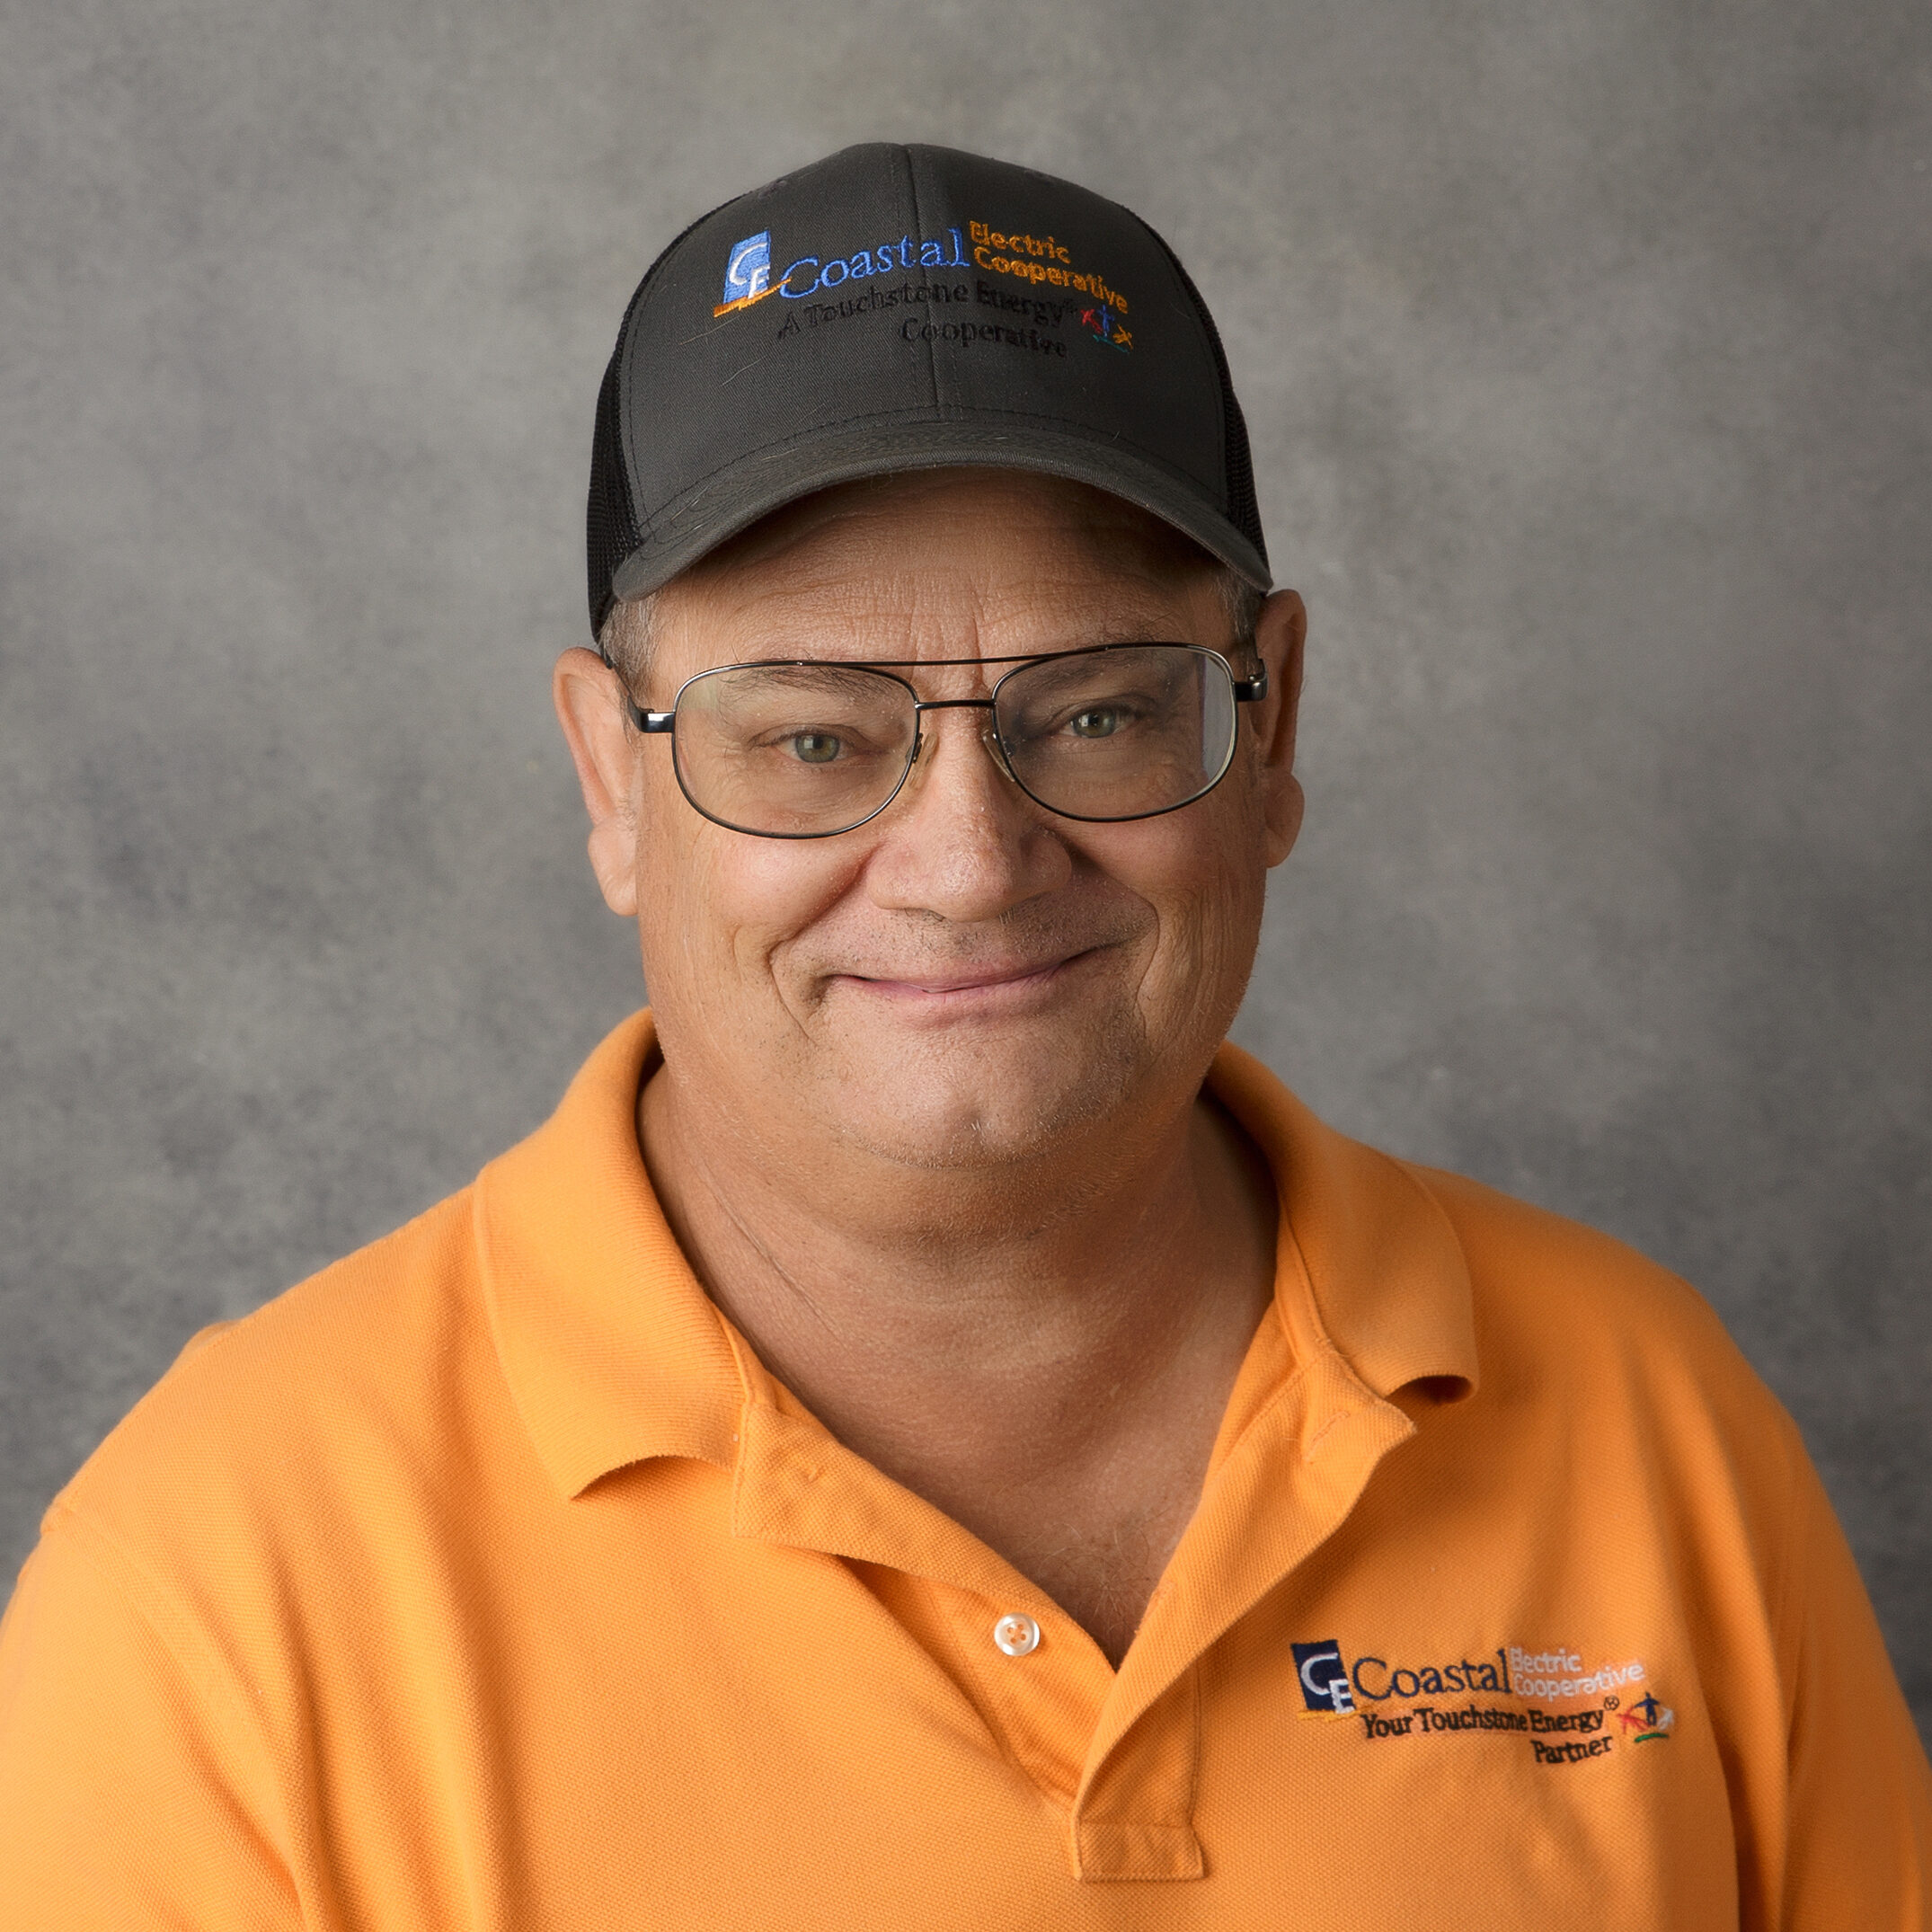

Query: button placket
left=921, top=1586, right=1111, bottom=1804
left=731, top=1400, right=1112, bottom=1800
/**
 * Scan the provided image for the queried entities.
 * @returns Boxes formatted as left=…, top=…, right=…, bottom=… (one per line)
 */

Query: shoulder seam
left=56, top=1188, right=481, bottom=1526
left=39, top=1501, right=288, bottom=1830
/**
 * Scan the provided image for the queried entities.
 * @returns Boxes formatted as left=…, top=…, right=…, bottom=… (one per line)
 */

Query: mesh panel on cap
left=586, top=348, right=639, bottom=640
left=585, top=199, right=733, bottom=638
left=1131, top=218, right=1268, bottom=580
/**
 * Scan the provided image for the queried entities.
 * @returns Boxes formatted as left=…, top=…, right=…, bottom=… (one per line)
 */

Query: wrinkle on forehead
left=651, top=470, right=1229, bottom=673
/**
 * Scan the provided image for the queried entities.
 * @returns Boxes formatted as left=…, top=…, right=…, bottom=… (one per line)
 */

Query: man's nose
left=863, top=705, right=1071, bottom=921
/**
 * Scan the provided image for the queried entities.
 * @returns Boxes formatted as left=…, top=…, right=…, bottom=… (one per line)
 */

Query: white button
left=993, top=1613, right=1041, bottom=1657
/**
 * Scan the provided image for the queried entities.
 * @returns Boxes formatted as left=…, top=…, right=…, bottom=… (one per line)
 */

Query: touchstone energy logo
left=1614, top=1692, right=1676, bottom=1744
left=1079, top=303, right=1131, bottom=352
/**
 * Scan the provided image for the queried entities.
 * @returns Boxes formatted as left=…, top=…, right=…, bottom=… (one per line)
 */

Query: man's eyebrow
left=727, top=660, right=909, bottom=692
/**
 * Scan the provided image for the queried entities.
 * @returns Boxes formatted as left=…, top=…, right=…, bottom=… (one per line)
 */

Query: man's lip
left=836, top=951, right=1094, bottom=996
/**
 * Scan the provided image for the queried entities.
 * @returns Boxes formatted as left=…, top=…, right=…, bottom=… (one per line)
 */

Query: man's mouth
left=833, top=948, right=1100, bottom=1005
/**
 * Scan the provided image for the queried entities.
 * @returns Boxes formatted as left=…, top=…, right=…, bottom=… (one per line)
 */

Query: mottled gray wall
left=4, top=0, right=1928, bottom=1741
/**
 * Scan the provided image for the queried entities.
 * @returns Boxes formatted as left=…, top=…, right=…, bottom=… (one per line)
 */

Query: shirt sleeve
left=0, top=1511, right=301, bottom=1930
left=1776, top=1444, right=1932, bottom=1930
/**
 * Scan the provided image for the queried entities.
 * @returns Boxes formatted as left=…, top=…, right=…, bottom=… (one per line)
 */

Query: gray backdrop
left=4, top=0, right=1928, bottom=1743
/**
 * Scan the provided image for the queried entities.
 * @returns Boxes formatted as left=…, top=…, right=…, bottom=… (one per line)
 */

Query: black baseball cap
left=586, top=143, right=1269, bottom=638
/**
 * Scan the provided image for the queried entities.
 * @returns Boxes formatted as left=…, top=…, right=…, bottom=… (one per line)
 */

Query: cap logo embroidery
left=713, top=218, right=1138, bottom=355
left=1080, top=303, right=1131, bottom=353
left=717, top=229, right=970, bottom=318
left=715, top=232, right=774, bottom=316
left=968, top=220, right=1133, bottom=325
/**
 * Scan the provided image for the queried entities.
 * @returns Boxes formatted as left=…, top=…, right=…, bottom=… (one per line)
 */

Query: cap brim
left=607, top=418, right=1272, bottom=605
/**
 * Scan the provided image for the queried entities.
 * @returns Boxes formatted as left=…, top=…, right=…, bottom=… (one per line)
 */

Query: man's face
left=556, top=469, right=1305, bottom=1173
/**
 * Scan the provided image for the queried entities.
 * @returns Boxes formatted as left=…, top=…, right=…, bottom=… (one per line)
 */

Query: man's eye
left=786, top=731, right=843, bottom=764
left=1068, top=707, right=1125, bottom=739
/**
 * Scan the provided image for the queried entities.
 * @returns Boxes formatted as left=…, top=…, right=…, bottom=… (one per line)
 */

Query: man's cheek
left=722, top=848, right=870, bottom=951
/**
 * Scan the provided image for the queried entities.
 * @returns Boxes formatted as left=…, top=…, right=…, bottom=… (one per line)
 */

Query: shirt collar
left=1210, top=1041, right=1478, bottom=1405
left=477, top=1010, right=743, bottom=1498
left=478, top=1014, right=1476, bottom=1502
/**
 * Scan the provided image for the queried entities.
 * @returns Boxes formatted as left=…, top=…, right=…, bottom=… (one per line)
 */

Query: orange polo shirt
left=1, top=1011, right=1926, bottom=1928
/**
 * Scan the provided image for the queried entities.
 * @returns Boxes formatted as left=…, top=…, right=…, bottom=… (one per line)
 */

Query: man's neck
left=636, top=1060, right=1280, bottom=1666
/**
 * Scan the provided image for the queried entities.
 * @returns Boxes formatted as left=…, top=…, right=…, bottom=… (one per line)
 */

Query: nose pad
left=980, top=723, right=1021, bottom=786
left=905, top=713, right=1019, bottom=786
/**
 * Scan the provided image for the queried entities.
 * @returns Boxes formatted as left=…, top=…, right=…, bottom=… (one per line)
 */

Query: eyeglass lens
left=669, top=646, right=1238, bottom=838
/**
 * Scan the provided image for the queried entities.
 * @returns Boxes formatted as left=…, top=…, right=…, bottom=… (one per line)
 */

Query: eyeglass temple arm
left=600, top=650, right=677, bottom=731
left=619, top=690, right=676, bottom=731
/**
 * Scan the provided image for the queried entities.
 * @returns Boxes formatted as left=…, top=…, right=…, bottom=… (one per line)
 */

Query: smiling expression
left=597, top=468, right=1304, bottom=1174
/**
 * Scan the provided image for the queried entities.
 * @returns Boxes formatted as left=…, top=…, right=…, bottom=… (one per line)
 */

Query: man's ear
left=553, top=648, right=642, bottom=917
left=1251, top=589, right=1307, bottom=868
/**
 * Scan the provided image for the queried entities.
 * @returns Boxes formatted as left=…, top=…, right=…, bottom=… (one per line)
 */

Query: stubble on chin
left=795, top=988, right=1157, bottom=1174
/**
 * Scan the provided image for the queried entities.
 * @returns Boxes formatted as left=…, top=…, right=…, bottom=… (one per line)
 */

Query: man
left=1, top=142, right=1926, bottom=1928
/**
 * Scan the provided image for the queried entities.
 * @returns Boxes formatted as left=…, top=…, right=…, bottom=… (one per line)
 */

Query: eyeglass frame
left=602, top=641, right=1271, bottom=840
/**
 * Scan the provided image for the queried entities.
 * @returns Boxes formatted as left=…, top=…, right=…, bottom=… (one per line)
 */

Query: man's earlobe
left=553, top=647, right=642, bottom=918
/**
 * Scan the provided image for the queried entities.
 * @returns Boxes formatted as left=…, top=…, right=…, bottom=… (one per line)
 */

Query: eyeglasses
left=610, top=643, right=1269, bottom=839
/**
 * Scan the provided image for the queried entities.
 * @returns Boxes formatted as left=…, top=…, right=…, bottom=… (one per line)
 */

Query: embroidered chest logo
left=1296, top=1636, right=1674, bottom=1769
left=1292, top=1639, right=1356, bottom=1715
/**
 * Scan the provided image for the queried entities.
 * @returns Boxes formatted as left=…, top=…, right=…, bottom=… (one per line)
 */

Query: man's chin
left=815, top=1035, right=1146, bottom=1174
